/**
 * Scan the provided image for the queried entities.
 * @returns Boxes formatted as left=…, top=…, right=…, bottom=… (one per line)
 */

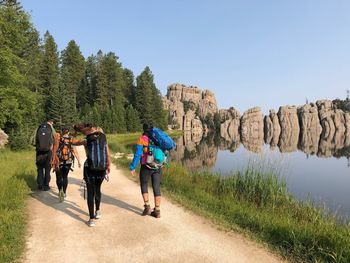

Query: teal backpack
left=146, top=142, right=169, bottom=170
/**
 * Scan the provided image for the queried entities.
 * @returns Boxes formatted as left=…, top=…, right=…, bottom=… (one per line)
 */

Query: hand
left=106, top=166, right=111, bottom=175
left=50, top=158, right=56, bottom=167
left=130, top=170, right=136, bottom=177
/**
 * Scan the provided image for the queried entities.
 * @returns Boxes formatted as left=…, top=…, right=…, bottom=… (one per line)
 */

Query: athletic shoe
left=88, top=219, right=96, bottom=227
left=150, top=209, right=161, bottom=218
left=95, top=210, right=102, bottom=219
left=142, top=205, right=151, bottom=216
left=58, top=190, right=64, bottom=202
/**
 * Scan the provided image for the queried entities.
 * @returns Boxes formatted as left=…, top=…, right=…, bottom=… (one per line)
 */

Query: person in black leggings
left=130, top=123, right=162, bottom=218
left=52, top=127, right=81, bottom=201
left=73, top=123, right=111, bottom=227
left=84, top=167, right=105, bottom=221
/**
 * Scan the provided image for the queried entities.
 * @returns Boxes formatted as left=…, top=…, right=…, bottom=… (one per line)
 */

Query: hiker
left=73, top=123, right=111, bottom=227
left=34, top=120, right=56, bottom=191
left=129, top=123, right=164, bottom=218
left=51, top=127, right=81, bottom=202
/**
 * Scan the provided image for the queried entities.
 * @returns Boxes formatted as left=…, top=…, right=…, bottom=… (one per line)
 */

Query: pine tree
left=83, top=55, right=97, bottom=107
left=95, top=50, right=108, bottom=105
left=135, top=67, right=154, bottom=124
left=60, top=40, right=85, bottom=125
left=111, top=102, right=126, bottom=133
left=122, top=68, right=135, bottom=104
left=0, top=2, right=42, bottom=148
left=40, top=31, right=60, bottom=124
left=135, top=66, right=167, bottom=129
left=126, top=104, right=141, bottom=132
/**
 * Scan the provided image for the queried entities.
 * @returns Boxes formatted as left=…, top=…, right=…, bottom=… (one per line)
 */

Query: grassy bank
left=0, top=149, right=36, bottom=263
left=109, top=133, right=350, bottom=263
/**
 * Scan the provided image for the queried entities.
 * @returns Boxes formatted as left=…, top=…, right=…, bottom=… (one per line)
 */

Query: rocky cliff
left=163, top=84, right=350, bottom=159
left=163, top=83, right=218, bottom=132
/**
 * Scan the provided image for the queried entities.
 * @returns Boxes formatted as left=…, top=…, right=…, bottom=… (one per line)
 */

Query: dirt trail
left=24, top=146, right=285, bottom=263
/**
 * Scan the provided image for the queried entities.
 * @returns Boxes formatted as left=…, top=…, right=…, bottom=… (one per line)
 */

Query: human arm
left=71, top=138, right=87, bottom=146
left=50, top=133, right=60, bottom=169
left=129, top=136, right=147, bottom=175
left=72, top=146, right=81, bottom=168
left=106, top=144, right=112, bottom=174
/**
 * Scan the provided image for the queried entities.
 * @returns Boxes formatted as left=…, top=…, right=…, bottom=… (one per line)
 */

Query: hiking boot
left=95, top=210, right=102, bottom=219
left=150, top=209, right=161, bottom=218
left=58, top=190, right=64, bottom=202
left=87, top=219, right=96, bottom=227
left=142, top=205, right=151, bottom=216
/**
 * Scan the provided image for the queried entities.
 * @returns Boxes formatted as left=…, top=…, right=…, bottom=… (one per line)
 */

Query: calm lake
left=171, top=132, right=350, bottom=220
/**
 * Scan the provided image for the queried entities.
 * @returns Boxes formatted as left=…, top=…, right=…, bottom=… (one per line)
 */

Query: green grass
left=0, top=149, right=36, bottom=263
left=110, top=132, right=350, bottom=263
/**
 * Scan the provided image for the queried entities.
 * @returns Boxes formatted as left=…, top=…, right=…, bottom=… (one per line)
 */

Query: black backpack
left=86, top=132, right=108, bottom=171
left=36, top=123, right=53, bottom=152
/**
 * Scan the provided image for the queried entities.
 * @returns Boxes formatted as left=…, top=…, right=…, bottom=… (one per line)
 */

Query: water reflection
left=171, top=129, right=350, bottom=218
left=171, top=128, right=350, bottom=171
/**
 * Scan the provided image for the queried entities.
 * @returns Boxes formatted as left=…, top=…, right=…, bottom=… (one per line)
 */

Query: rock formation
left=197, top=90, right=218, bottom=120
left=345, top=112, right=350, bottom=147
left=219, top=107, right=240, bottom=143
left=240, top=107, right=264, bottom=152
left=163, top=83, right=218, bottom=131
left=264, top=109, right=281, bottom=149
left=316, top=100, right=336, bottom=143
left=163, top=83, right=350, bottom=161
left=297, top=103, right=322, bottom=155
left=0, top=129, right=8, bottom=148
left=278, top=106, right=300, bottom=153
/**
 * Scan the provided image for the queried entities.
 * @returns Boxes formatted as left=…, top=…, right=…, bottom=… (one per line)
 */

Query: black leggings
left=84, top=167, right=105, bottom=219
left=140, top=165, right=162, bottom=197
left=55, top=163, right=72, bottom=193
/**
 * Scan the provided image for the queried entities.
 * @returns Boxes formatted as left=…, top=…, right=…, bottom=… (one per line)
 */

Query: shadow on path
left=29, top=189, right=89, bottom=223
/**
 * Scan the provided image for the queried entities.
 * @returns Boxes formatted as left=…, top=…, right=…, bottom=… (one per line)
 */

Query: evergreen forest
left=0, top=0, right=168, bottom=149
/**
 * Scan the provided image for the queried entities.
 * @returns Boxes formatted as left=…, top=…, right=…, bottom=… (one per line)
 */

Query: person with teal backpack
left=130, top=123, right=175, bottom=218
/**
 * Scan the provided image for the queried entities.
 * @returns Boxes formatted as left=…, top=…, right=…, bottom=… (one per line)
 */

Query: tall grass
left=161, top=164, right=350, bottom=263
left=0, top=149, right=36, bottom=263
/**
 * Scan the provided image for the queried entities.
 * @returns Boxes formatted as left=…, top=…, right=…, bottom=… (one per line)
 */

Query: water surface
left=172, top=133, right=350, bottom=219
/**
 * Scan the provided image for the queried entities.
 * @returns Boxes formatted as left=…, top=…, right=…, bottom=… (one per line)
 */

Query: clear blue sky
left=22, top=0, right=350, bottom=114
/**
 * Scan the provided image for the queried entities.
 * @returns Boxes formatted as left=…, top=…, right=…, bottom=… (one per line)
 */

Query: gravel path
left=24, top=146, right=285, bottom=263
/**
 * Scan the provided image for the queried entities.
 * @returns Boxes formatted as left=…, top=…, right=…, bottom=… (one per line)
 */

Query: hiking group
left=34, top=120, right=175, bottom=227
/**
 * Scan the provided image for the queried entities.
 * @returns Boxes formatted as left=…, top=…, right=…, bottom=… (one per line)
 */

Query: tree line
left=0, top=1, right=168, bottom=149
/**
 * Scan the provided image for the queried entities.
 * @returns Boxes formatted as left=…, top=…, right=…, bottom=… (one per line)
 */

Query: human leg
left=61, top=164, right=71, bottom=194
left=151, top=169, right=162, bottom=218
left=55, top=168, right=63, bottom=191
left=36, top=152, right=46, bottom=189
left=94, top=175, right=104, bottom=212
left=86, top=177, right=95, bottom=220
left=139, top=165, right=152, bottom=215
left=37, top=165, right=44, bottom=189
left=43, top=151, right=52, bottom=190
